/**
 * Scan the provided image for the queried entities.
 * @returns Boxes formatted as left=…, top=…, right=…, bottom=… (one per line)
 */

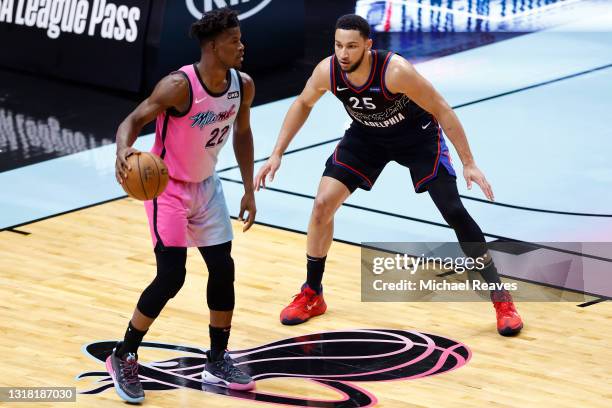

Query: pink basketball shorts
left=144, top=173, right=233, bottom=248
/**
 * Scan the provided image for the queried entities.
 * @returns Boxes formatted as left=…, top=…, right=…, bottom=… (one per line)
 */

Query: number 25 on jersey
left=349, top=97, right=376, bottom=110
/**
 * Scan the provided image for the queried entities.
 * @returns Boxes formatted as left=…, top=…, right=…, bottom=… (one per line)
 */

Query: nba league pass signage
left=0, top=0, right=151, bottom=91
left=0, top=0, right=142, bottom=41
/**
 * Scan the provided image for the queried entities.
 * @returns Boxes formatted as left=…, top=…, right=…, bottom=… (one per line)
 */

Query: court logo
left=186, top=0, right=273, bottom=21
left=78, top=329, right=471, bottom=407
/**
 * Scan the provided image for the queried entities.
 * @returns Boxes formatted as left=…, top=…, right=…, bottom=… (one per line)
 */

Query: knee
left=312, top=195, right=336, bottom=225
left=206, top=254, right=235, bottom=283
left=202, top=242, right=235, bottom=311
left=165, top=268, right=186, bottom=298
left=154, top=246, right=187, bottom=298
left=202, top=242, right=235, bottom=280
left=148, top=264, right=186, bottom=300
left=137, top=254, right=186, bottom=319
left=440, top=202, right=468, bottom=227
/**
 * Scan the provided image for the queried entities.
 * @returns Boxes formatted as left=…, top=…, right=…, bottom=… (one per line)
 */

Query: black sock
left=116, top=321, right=147, bottom=357
left=209, top=325, right=230, bottom=362
left=306, top=254, right=326, bottom=293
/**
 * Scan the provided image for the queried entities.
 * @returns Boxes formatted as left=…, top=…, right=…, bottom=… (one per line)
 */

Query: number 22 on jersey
left=206, top=125, right=230, bottom=148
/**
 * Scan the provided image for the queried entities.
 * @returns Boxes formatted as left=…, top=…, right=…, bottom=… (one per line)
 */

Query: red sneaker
left=491, top=290, right=524, bottom=336
left=280, top=284, right=327, bottom=325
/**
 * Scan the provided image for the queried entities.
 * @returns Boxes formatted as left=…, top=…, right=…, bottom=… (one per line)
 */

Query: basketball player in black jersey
left=255, top=14, right=523, bottom=336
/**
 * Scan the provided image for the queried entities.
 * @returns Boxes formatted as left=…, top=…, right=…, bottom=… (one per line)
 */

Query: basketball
left=121, top=152, right=169, bottom=201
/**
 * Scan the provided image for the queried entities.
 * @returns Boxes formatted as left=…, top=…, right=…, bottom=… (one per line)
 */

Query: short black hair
left=190, top=7, right=239, bottom=44
left=335, top=14, right=370, bottom=38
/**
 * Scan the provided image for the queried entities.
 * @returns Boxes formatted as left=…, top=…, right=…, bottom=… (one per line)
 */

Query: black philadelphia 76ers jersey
left=330, top=49, right=430, bottom=134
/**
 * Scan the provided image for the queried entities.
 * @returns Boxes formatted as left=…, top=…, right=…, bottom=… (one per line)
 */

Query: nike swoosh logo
left=422, top=121, right=431, bottom=129
left=336, top=87, right=349, bottom=92
left=306, top=300, right=319, bottom=311
left=195, top=96, right=207, bottom=104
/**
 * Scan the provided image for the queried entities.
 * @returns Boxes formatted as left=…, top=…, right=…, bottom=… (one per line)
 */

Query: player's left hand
left=463, top=163, right=494, bottom=201
left=239, top=192, right=257, bottom=232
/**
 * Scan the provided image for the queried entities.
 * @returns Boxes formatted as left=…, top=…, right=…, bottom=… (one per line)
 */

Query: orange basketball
left=121, top=152, right=169, bottom=201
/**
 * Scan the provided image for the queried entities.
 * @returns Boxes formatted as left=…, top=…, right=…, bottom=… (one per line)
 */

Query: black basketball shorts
left=323, top=120, right=456, bottom=193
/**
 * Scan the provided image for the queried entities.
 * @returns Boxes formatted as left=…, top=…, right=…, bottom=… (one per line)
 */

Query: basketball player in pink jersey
left=107, top=9, right=256, bottom=402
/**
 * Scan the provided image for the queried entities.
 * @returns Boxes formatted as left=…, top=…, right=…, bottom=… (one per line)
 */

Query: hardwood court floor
left=0, top=198, right=610, bottom=407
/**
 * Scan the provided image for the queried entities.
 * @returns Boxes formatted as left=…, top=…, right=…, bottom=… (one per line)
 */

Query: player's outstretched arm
left=234, top=72, right=257, bottom=232
left=115, top=74, right=188, bottom=184
left=385, top=57, right=494, bottom=201
left=253, top=58, right=330, bottom=191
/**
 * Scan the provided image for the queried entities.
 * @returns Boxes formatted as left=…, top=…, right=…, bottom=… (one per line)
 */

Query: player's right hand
left=115, top=147, right=140, bottom=184
left=254, top=154, right=281, bottom=191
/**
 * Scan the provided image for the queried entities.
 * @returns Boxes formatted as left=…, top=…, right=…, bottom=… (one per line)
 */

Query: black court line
left=495, top=273, right=611, bottom=302
left=577, top=298, right=608, bottom=308
left=452, top=62, right=612, bottom=109
left=458, top=194, right=612, bottom=217
left=220, top=176, right=612, bottom=264
left=436, top=271, right=457, bottom=277
left=6, top=228, right=30, bottom=235
left=218, top=62, right=612, bottom=218
left=229, top=215, right=362, bottom=249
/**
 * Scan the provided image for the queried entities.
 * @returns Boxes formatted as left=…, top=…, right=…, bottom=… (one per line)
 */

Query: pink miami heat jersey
left=151, top=64, right=242, bottom=183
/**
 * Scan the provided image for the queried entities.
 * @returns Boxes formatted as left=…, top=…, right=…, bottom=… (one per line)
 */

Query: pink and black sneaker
left=105, top=342, right=144, bottom=403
